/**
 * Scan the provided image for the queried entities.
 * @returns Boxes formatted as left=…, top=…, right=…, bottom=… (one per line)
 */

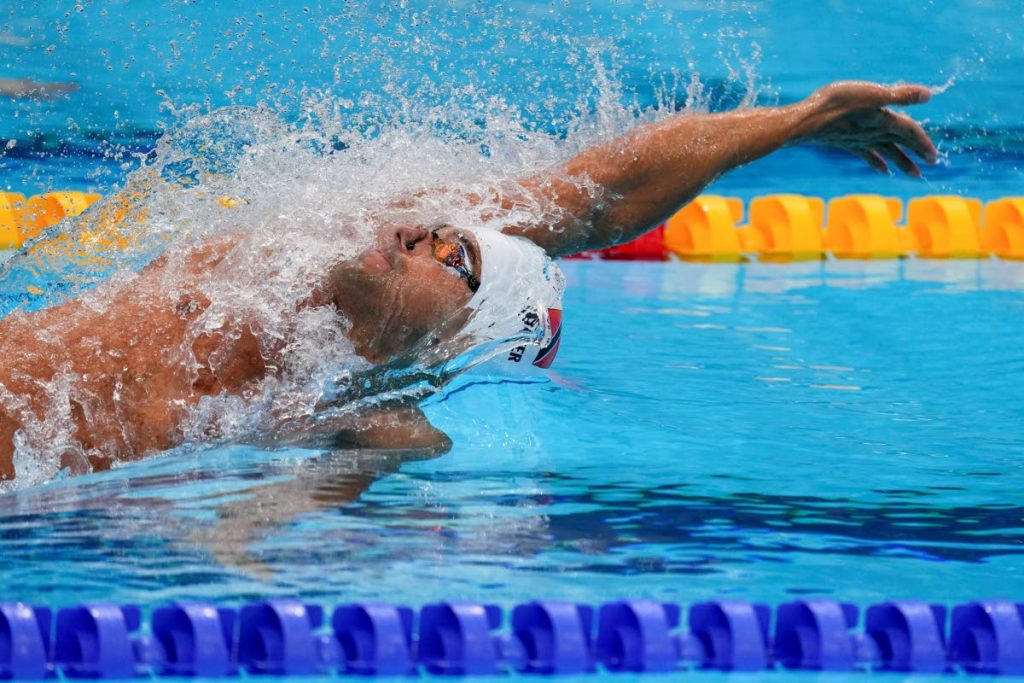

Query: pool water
left=2, top=1, right=1024, bottom=679
left=2, top=258, right=1023, bottom=610
left=2, top=1, right=1024, bottom=200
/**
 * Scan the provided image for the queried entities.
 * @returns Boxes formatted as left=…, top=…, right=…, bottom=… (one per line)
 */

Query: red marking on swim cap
left=532, top=308, right=562, bottom=369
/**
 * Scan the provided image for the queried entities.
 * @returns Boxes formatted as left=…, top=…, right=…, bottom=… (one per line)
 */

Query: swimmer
left=0, top=81, right=938, bottom=482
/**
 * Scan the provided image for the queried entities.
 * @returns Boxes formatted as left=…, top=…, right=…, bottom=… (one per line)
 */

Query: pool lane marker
left=3, top=190, right=1024, bottom=261
left=2, top=598, right=1024, bottom=677
left=578, top=194, right=1024, bottom=262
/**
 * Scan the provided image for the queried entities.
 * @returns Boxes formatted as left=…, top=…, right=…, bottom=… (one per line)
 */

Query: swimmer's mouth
left=364, top=248, right=395, bottom=270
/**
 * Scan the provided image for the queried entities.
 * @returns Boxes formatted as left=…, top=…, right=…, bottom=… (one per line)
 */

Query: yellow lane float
left=824, top=195, right=908, bottom=259
left=746, top=194, right=825, bottom=261
left=981, top=198, right=1024, bottom=260
left=4, top=188, right=1024, bottom=264
left=664, top=195, right=745, bottom=262
left=0, top=192, right=26, bottom=250
left=906, top=196, right=983, bottom=258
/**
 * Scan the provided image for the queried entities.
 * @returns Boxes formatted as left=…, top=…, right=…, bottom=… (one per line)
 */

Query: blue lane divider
left=1, top=598, right=1024, bottom=678
left=686, top=599, right=771, bottom=670
left=150, top=602, right=236, bottom=677
left=54, top=604, right=143, bottom=679
left=333, top=603, right=415, bottom=676
left=0, top=604, right=51, bottom=680
left=513, top=601, right=593, bottom=674
left=595, top=600, right=679, bottom=672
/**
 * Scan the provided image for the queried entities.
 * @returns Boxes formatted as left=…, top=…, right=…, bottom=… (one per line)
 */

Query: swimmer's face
left=327, top=224, right=482, bottom=363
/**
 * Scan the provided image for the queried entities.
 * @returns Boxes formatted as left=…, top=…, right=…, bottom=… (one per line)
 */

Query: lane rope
left=2, top=598, right=1023, bottom=677
left=2, top=190, right=1022, bottom=261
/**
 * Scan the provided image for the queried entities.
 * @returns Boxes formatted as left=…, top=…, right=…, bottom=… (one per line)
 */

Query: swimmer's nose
left=394, top=226, right=430, bottom=253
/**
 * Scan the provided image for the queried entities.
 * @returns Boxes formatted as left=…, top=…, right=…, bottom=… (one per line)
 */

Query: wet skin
left=0, top=225, right=480, bottom=480
left=325, top=224, right=482, bottom=363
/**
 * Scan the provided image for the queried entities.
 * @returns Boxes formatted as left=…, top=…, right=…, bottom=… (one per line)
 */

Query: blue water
left=2, top=259, right=1024, bottom=682
left=3, top=259, right=1023, bottom=604
left=2, top=1, right=1023, bottom=198
left=2, top=1, right=1024, bottom=680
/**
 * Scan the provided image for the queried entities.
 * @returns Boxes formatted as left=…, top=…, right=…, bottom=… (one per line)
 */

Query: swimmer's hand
left=267, top=402, right=452, bottom=454
left=795, top=81, right=938, bottom=177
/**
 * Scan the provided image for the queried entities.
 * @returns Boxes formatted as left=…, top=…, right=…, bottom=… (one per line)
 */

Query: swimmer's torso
left=0, top=236, right=267, bottom=477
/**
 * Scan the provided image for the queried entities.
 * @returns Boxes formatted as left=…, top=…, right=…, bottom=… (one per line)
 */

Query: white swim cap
left=459, top=228, right=564, bottom=370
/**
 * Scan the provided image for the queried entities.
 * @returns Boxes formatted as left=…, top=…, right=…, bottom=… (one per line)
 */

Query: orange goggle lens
left=432, top=233, right=479, bottom=292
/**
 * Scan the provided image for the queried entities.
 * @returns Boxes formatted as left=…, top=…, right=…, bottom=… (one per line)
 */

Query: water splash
left=0, top=1, right=776, bottom=490
left=929, top=68, right=961, bottom=97
left=0, top=53, right=627, bottom=488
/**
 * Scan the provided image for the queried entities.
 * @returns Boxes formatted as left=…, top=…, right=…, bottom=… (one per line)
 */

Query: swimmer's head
left=326, top=224, right=562, bottom=369
left=458, top=227, right=564, bottom=370
left=326, top=224, right=481, bottom=363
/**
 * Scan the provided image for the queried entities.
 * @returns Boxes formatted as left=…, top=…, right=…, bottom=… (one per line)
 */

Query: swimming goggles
left=432, top=230, right=480, bottom=293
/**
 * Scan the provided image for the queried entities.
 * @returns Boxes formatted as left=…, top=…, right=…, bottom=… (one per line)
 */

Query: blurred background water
left=1, top=0, right=1022, bottom=198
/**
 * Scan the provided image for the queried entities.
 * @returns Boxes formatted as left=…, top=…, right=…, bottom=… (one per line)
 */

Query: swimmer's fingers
left=850, top=142, right=922, bottom=177
left=876, top=142, right=921, bottom=178
left=880, top=108, right=938, bottom=164
left=853, top=148, right=890, bottom=175
left=819, top=81, right=931, bottom=109
left=872, top=83, right=932, bottom=107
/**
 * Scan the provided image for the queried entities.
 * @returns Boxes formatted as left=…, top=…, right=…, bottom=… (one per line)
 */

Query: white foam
left=0, top=48, right=768, bottom=489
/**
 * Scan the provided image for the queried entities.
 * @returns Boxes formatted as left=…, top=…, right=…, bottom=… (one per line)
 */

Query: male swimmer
left=0, top=81, right=938, bottom=482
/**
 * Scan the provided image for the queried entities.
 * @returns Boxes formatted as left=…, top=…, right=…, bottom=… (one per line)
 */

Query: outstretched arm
left=502, top=81, right=938, bottom=257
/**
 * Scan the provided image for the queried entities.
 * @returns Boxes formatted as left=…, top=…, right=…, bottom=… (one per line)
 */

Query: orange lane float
left=823, top=195, right=909, bottom=259
left=746, top=194, right=825, bottom=261
left=24, top=191, right=101, bottom=243
left=981, top=198, right=1024, bottom=260
left=663, top=195, right=746, bottom=262
left=0, top=190, right=103, bottom=249
left=4, top=189, right=1024, bottom=264
left=906, top=196, right=983, bottom=258
left=0, top=192, right=26, bottom=249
